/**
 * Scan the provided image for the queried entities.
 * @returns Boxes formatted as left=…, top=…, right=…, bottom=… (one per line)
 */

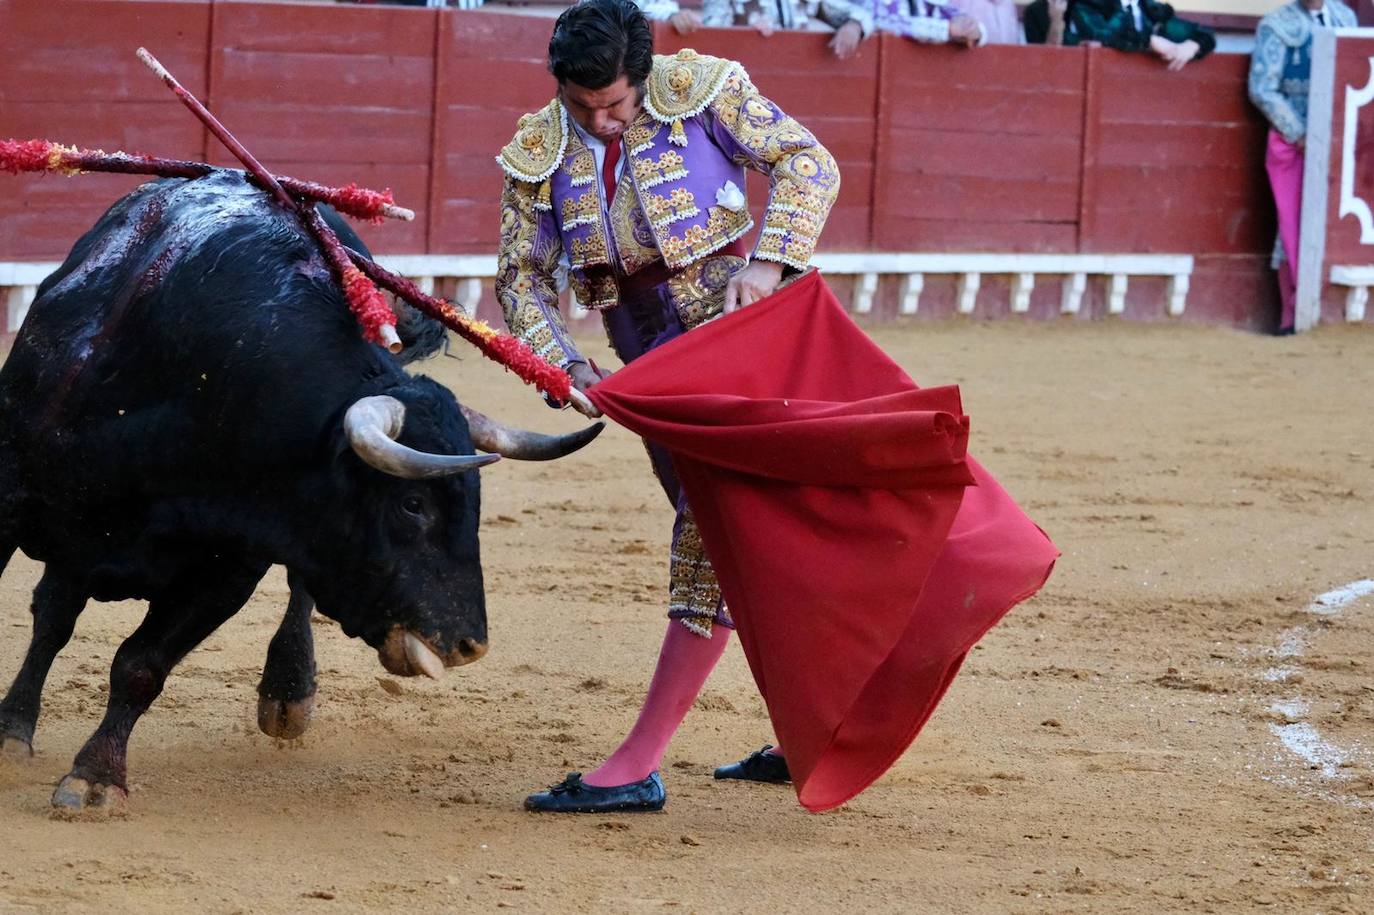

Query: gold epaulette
left=644, top=50, right=745, bottom=146
left=496, top=100, right=569, bottom=184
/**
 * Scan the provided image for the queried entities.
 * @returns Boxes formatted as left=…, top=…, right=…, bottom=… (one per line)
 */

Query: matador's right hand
left=567, top=361, right=612, bottom=418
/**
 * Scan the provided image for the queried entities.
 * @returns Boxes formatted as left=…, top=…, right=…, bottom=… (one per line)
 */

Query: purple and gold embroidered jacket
left=494, top=50, right=840, bottom=369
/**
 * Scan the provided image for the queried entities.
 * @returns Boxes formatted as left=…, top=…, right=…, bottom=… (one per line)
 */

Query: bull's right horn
left=460, top=405, right=603, bottom=461
left=345, top=395, right=499, bottom=479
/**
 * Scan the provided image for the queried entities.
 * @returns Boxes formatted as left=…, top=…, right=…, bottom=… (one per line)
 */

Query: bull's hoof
left=51, top=774, right=128, bottom=813
left=0, top=734, right=34, bottom=761
left=257, top=694, right=315, bottom=740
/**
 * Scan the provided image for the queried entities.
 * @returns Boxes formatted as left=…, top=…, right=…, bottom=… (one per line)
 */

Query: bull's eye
left=402, top=495, right=426, bottom=517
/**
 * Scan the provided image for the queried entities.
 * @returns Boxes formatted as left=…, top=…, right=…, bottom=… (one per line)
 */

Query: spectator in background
left=959, top=0, right=1023, bottom=44
left=1249, top=0, right=1356, bottom=334
left=1065, top=0, right=1215, bottom=69
left=632, top=0, right=702, bottom=31
left=656, top=0, right=875, bottom=59
left=872, top=0, right=986, bottom=46
left=1023, top=0, right=1069, bottom=44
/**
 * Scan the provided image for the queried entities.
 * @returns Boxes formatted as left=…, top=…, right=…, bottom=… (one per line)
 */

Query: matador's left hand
left=724, top=261, right=784, bottom=314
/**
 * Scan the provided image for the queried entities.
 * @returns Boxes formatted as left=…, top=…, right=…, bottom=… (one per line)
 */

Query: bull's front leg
left=0, top=567, right=88, bottom=759
left=52, top=559, right=266, bottom=812
left=256, top=569, right=318, bottom=740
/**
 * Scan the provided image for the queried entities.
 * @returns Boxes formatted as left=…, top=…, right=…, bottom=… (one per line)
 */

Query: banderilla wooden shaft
left=136, top=48, right=296, bottom=211
left=136, top=48, right=401, bottom=352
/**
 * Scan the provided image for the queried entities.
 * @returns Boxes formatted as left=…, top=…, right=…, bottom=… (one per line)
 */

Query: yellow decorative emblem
left=666, top=66, right=694, bottom=93
left=624, top=119, right=662, bottom=156
left=496, top=99, right=569, bottom=184
left=643, top=52, right=744, bottom=151
left=632, top=149, right=688, bottom=188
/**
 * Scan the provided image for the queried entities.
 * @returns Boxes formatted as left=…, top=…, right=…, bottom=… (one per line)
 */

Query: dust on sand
left=1, top=320, right=1372, bottom=913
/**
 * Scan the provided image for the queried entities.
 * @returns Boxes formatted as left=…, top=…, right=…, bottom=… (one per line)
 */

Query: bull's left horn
left=345, top=395, right=500, bottom=479
left=460, top=405, right=604, bottom=462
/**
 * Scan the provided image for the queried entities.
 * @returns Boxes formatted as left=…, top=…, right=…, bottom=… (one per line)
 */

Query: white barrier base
left=0, top=252, right=1201, bottom=333
left=1329, top=265, right=1374, bottom=322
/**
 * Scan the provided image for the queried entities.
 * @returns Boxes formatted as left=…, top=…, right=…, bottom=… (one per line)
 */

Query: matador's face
left=560, top=75, right=644, bottom=145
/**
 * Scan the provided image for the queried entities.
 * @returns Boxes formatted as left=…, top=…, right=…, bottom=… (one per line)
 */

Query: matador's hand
left=566, top=361, right=611, bottom=418
left=724, top=261, right=785, bottom=314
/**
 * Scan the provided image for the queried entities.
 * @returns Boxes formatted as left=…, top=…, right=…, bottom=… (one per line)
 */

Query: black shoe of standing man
left=713, top=745, right=791, bottom=784
left=524, top=771, right=666, bottom=813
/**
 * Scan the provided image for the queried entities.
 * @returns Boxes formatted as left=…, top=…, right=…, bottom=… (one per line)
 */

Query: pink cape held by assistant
left=587, top=271, right=1059, bottom=812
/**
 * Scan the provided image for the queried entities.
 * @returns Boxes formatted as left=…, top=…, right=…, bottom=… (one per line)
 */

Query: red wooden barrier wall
left=432, top=9, right=552, bottom=255
left=873, top=42, right=1085, bottom=254
left=0, top=0, right=1281, bottom=326
left=206, top=1, right=437, bottom=253
left=0, top=0, right=211, bottom=259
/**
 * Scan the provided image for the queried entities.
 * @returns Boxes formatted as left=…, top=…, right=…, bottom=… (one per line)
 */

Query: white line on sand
left=1306, top=579, right=1374, bottom=616
left=1268, top=722, right=1346, bottom=779
left=1261, top=579, right=1373, bottom=789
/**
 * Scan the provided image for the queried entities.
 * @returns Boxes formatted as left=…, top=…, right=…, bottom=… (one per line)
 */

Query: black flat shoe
left=714, top=745, right=791, bottom=784
left=524, top=771, right=666, bottom=813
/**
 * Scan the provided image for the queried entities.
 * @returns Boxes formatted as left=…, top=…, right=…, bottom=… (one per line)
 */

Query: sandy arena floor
left=1, top=317, right=1372, bottom=914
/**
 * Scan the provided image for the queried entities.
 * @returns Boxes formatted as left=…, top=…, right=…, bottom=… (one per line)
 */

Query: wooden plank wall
left=431, top=9, right=548, bottom=254
left=0, top=1, right=1280, bottom=325
left=0, top=0, right=210, bottom=259
left=207, top=1, right=436, bottom=253
left=1081, top=50, right=1270, bottom=255
left=872, top=42, right=1085, bottom=254
left=1078, top=47, right=1275, bottom=327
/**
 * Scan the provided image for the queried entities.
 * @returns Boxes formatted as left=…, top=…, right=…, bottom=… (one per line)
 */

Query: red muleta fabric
left=587, top=271, right=1058, bottom=812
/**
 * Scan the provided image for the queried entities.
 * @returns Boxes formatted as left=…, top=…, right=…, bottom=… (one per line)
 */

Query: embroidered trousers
left=599, top=255, right=745, bottom=637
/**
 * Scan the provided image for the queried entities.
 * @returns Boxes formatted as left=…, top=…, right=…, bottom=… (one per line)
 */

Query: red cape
left=587, top=272, right=1058, bottom=811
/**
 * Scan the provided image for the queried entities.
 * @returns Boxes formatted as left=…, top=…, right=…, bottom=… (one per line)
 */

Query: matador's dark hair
left=547, top=0, right=654, bottom=90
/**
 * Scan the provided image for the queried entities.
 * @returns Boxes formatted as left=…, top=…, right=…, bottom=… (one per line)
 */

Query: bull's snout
left=377, top=626, right=487, bottom=679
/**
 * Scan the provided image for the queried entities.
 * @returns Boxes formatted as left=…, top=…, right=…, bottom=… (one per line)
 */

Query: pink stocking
left=583, top=621, right=731, bottom=787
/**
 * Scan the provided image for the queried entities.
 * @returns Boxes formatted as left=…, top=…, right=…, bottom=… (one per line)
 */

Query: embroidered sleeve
left=633, top=0, right=682, bottom=21
left=1249, top=23, right=1306, bottom=144
left=704, top=72, right=840, bottom=271
left=495, top=176, right=585, bottom=370
left=873, top=4, right=952, bottom=43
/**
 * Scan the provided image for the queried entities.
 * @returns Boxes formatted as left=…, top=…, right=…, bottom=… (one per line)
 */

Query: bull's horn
left=460, top=405, right=604, bottom=461
left=345, top=395, right=500, bottom=479
left=404, top=632, right=445, bottom=680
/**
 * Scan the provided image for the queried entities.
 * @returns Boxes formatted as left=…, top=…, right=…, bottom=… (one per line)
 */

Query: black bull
left=0, top=173, right=600, bottom=810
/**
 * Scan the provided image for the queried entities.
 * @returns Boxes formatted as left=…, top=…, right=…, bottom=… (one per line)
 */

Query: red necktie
left=602, top=138, right=621, bottom=206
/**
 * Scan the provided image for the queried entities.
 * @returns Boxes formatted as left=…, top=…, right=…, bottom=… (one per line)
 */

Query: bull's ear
left=461, top=404, right=604, bottom=461
left=345, top=395, right=501, bottom=479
